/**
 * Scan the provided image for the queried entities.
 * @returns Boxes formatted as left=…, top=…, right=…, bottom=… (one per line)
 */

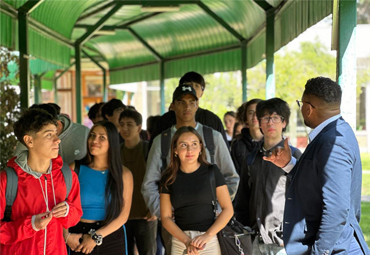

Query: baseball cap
left=172, top=84, right=198, bottom=103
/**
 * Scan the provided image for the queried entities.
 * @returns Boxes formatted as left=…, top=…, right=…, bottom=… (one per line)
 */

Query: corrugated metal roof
left=0, top=0, right=333, bottom=82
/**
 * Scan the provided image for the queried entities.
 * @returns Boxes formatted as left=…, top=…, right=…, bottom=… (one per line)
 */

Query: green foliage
left=0, top=47, right=20, bottom=169
left=360, top=202, right=370, bottom=246
left=163, top=39, right=337, bottom=126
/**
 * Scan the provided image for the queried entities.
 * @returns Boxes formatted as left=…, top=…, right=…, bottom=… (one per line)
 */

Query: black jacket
left=230, top=128, right=260, bottom=175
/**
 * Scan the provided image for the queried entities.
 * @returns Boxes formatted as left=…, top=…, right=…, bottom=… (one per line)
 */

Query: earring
left=199, top=152, right=202, bottom=155
left=175, top=153, right=178, bottom=157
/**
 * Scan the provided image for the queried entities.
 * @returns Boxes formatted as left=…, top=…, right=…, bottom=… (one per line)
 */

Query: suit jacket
left=283, top=117, right=370, bottom=255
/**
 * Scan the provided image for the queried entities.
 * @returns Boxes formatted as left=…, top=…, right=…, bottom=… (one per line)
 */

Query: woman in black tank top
left=160, top=126, right=233, bottom=255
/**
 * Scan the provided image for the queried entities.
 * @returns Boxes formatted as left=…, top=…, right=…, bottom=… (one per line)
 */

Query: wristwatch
left=88, top=229, right=103, bottom=246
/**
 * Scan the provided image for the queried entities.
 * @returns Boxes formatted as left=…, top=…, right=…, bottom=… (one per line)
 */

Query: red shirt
left=0, top=155, right=82, bottom=255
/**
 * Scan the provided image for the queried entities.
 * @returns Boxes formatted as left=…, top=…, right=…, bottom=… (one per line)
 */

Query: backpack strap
left=61, top=162, right=72, bottom=200
left=74, top=160, right=81, bottom=177
left=207, top=165, right=218, bottom=219
left=202, top=125, right=215, bottom=164
left=3, top=167, right=18, bottom=222
left=142, top=140, right=149, bottom=162
left=160, top=128, right=172, bottom=172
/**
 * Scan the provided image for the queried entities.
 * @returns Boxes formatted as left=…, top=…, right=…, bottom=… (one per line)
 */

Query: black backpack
left=160, top=125, right=215, bottom=172
left=3, top=162, right=72, bottom=222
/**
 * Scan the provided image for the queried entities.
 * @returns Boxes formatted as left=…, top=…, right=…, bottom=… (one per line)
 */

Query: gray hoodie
left=57, top=115, right=89, bottom=165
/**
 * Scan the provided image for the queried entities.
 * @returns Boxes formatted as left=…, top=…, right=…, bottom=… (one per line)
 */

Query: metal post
left=34, top=74, right=42, bottom=104
left=160, top=61, right=165, bottom=114
left=54, top=74, right=58, bottom=104
left=103, top=69, right=108, bottom=102
left=241, top=42, right=247, bottom=102
left=336, top=0, right=357, bottom=130
left=75, top=44, right=82, bottom=124
left=265, top=8, right=275, bottom=99
left=18, top=10, right=30, bottom=111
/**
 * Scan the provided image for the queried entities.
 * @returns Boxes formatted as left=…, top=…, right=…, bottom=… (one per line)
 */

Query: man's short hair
left=101, top=99, right=126, bottom=119
left=256, top=98, right=290, bottom=132
left=304, top=77, right=342, bottom=104
left=88, top=102, right=105, bottom=120
left=30, top=103, right=58, bottom=118
left=14, top=108, right=57, bottom=147
left=179, top=71, right=206, bottom=90
left=119, top=109, right=143, bottom=125
left=48, top=103, right=61, bottom=115
left=236, top=98, right=262, bottom=124
left=147, top=115, right=160, bottom=135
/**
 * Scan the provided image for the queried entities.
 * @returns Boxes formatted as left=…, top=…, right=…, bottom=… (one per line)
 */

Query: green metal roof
left=0, top=0, right=333, bottom=82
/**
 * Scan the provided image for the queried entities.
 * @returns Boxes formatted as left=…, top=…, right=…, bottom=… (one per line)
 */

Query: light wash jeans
left=171, top=230, right=221, bottom=255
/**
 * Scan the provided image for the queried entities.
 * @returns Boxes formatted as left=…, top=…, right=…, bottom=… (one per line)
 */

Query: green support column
left=34, top=74, right=42, bottom=104
left=54, top=74, right=58, bottom=104
left=241, top=42, right=247, bottom=102
left=18, top=10, right=30, bottom=111
left=75, top=44, right=82, bottom=123
left=265, top=8, right=275, bottom=99
left=160, top=61, right=165, bottom=115
left=103, top=69, right=108, bottom=102
left=336, top=0, right=357, bottom=129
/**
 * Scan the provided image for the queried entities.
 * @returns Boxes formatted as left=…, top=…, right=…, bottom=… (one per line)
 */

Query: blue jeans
left=125, top=219, right=157, bottom=255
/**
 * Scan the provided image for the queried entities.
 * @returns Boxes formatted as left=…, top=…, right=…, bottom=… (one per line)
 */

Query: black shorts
left=69, top=221, right=126, bottom=255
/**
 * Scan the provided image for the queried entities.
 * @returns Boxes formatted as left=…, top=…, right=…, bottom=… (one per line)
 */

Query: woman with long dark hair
left=65, top=120, right=133, bottom=254
left=160, top=126, right=233, bottom=255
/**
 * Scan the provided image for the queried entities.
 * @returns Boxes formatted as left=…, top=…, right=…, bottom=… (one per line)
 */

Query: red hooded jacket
left=0, top=155, right=82, bottom=255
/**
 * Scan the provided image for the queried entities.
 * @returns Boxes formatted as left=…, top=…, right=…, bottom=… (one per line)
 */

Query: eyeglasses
left=296, top=100, right=315, bottom=109
left=259, top=115, right=284, bottom=124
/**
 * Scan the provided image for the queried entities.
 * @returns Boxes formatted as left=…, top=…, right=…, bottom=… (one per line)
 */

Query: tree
left=0, top=46, right=21, bottom=169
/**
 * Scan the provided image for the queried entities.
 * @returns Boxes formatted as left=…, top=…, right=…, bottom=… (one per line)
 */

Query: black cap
left=172, top=84, right=198, bottom=103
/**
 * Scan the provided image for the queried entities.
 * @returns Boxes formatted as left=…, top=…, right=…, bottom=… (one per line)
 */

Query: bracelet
left=65, top=233, right=71, bottom=244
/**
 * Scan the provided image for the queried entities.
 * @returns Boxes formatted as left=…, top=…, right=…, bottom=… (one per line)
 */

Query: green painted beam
left=75, top=2, right=125, bottom=46
left=77, top=1, right=116, bottom=22
left=128, top=27, right=163, bottom=61
left=54, top=61, right=76, bottom=81
left=34, top=74, right=42, bottom=104
left=160, top=61, right=165, bottom=114
left=82, top=49, right=108, bottom=102
left=115, top=12, right=162, bottom=28
left=197, top=2, right=244, bottom=42
left=18, top=0, right=44, bottom=14
left=75, top=45, right=82, bottom=123
left=336, top=0, right=357, bottom=129
left=241, top=42, right=247, bottom=102
left=253, top=0, right=274, bottom=11
left=265, top=8, right=275, bottom=99
left=18, top=9, right=30, bottom=111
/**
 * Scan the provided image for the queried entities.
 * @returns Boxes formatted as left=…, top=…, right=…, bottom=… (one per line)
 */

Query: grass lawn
left=362, top=153, right=370, bottom=170
left=361, top=202, right=370, bottom=247
left=362, top=153, right=370, bottom=196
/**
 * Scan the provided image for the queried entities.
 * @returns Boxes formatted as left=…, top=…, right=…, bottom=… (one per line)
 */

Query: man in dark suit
left=265, top=77, right=369, bottom=255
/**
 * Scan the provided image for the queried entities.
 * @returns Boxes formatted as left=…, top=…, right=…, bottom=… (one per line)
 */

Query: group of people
left=0, top=71, right=369, bottom=255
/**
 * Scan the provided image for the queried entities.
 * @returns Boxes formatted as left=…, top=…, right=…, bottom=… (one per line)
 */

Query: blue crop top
left=79, top=165, right=109, bottom=221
